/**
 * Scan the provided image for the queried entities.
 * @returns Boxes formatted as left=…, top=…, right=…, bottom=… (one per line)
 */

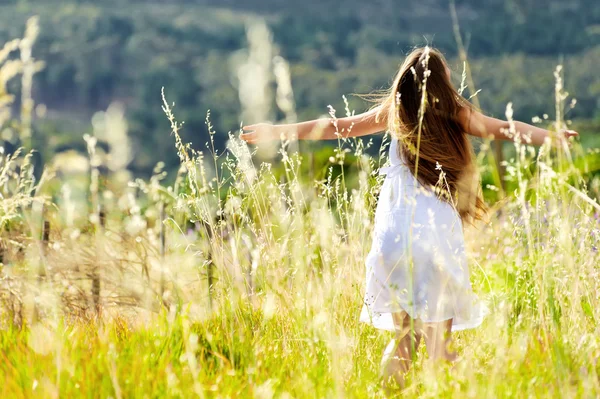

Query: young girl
left=240, top=46, right=578, bottom=388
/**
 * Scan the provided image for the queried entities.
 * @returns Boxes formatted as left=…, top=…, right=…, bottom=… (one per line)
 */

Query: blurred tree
left=0, top=0, right=596, bottom=177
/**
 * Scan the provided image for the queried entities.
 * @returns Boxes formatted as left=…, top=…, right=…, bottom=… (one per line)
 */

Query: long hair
left=376, top=47, right=486, bottom=223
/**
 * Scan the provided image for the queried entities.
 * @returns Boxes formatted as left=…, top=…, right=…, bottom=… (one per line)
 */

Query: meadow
left=2, top=16, right=600, bottom=399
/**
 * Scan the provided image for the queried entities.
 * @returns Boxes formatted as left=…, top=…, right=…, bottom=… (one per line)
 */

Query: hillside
left=0, top=0, right=598, bottom=174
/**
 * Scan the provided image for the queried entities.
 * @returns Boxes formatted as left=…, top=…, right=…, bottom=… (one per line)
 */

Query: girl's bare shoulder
left=457, top=106, right=476, bottom=131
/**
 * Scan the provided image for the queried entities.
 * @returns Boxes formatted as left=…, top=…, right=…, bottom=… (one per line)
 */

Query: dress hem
left=360, top=303, right=487, bottom=332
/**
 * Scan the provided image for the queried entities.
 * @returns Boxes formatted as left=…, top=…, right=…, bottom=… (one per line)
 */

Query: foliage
left=0, top=1, right=598, bottom=176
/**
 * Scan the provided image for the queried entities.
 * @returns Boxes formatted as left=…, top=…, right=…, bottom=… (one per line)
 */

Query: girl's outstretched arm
left=240, top=107, right=385, bottom=144
left=460, top=108, right=578, bottom=146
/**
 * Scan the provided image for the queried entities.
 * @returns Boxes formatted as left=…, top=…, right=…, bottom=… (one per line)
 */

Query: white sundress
left=359, top=137, right=487, bottom=332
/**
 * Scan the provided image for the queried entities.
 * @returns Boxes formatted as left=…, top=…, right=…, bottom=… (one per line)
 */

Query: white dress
left=359, top=137, right=487, bottom=332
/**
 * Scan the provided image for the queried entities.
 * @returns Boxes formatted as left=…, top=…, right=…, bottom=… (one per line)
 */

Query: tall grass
left=1, top=17, right=600, bottom=399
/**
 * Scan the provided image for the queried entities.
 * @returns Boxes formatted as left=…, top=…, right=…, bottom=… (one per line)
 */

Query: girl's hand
left=240, top=123, right=282, bottom=144
left=556, top=129, right=579, bottom=148
left=561, top=129, right=579, bottom=139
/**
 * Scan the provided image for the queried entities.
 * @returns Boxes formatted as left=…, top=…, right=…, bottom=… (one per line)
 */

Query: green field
left=3, top=107, right=600, bottom=397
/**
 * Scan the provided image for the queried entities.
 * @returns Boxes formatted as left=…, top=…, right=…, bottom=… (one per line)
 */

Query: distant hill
left=0, top=0, right=598, bottom=175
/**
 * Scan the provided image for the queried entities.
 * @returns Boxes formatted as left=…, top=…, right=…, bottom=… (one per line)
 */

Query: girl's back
left=359, top=135, right=486, bottom=333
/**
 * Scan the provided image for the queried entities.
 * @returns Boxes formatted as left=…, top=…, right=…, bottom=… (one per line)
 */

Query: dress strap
left=379, top=163, right=424, bottom=191
left=378, top=164, right=404, bottom=179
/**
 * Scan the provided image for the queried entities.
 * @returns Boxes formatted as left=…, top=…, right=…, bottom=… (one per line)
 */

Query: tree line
left=0, top=0, right=598, bottom=176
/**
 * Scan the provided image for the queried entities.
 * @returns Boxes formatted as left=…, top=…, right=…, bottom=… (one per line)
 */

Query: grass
left=2, top=16, right=600, bottom=399
left=2, top=106, right=600, bottom=398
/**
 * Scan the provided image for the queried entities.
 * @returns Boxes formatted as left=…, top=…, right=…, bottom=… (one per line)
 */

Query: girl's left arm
left=240, top=107, right=386, bottom=144
left=459, top=107, right=578, bottom=146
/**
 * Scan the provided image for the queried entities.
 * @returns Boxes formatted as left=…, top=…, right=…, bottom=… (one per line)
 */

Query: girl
left=240, top=47, right=578, bottom=388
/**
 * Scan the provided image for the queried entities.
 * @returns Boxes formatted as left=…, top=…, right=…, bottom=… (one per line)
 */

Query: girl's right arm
left=459, top=107, right=578, bottom=146
left=240, top=107, right=386, bottom=144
